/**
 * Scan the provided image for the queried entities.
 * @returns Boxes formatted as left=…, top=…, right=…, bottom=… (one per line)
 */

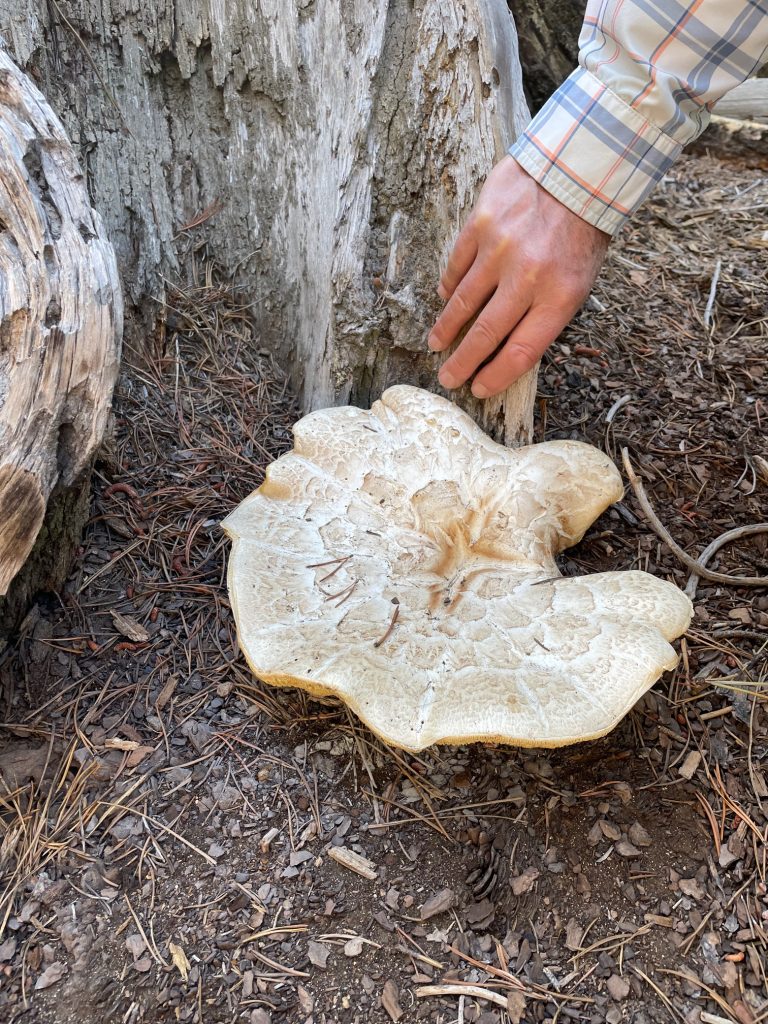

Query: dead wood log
left=712, top=78, right=768, bottom=125
left=0, top=43, right=122, bottom=632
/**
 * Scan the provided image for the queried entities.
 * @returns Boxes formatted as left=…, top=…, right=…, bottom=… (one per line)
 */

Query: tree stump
left=0, top=44, right=122, bottom=633
left=4, top=0, right=536, bottom=445
left=510, top=0, right=584, bottom=109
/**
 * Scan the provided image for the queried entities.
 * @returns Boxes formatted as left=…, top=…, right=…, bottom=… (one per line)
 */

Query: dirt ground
left=1, top=148, right=767, bottom=1024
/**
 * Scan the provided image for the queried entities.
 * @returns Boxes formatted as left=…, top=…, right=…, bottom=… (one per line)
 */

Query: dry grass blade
left=447, top=944, right=594, bottom=1005
left=247, top=949, right=310, bottom=978
left=0, top=741, right=100, bottom=932
left=659, top=969, right=740, bottom=1023
left=631, top=966, right=687, bottom=1023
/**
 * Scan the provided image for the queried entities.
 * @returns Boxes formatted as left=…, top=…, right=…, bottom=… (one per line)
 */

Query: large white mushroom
left=223, top=386, right=692, bottom=751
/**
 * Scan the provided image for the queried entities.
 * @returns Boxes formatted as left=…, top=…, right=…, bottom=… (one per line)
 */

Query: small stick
left=248, top=949, right=310, bottom=978
left=659, top=969, right=739, bottom=1024
left=699, top=706, right=733, bottom=721
left=680, top=906, right=715, bottom=956
left=373, top=604, right=400, bottom=648
left=605, top=395, right=632, bottom=424
left=259, top=826, right=280, bottom=853
left=123, top=894, right=168, bottom=967
left=684, top=523, right=768, bottom=598
left=416, top=985, right=509, bottom=1010
left=704, top=258, right=722, bottom=331
left=621, top=449, right=767, bottom=589
left=327, top=845, right=377, bottom=880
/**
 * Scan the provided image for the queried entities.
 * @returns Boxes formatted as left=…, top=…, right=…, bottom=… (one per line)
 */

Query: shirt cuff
left=508, top=67, right=689, bottom=236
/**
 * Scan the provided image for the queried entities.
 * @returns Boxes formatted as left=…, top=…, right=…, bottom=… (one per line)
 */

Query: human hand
left=428, top=156, right=610, bottom=398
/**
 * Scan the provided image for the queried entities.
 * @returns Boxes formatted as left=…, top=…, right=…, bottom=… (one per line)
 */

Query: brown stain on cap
left=258, top=473, right=292, bottom=501
left=0, top=465, right=46, bottom=594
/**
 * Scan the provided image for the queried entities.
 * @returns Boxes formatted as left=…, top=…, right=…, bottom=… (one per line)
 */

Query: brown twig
left=621, top=448, right=767, bottom=588
left=685, top=523, right=768, bottom=598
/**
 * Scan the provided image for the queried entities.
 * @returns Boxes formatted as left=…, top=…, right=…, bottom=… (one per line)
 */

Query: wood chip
left=627, top=822, right=652, bottom=848
left=125, top=933, right=146, bottom=958
left=752, top=770, right=768, bottom=799
left=110, top=610, right=150, bottom=642
left=169, top=941, right=190, bottom=983
left=381, top=979, right=404, bottom=1021
left=0, top=939, right=17, bottom=962
left=678, top=750, right=702, bottom=780
left=679, top=878, right=706, bottom=900
left=511, top=866, right=540, bottom=895
left=606, top=974, right=630, bottom=1001
left=565, top=918, right=583, bottom=951
left=34, top=962, right=67, bottom=990
left=259, top=827, right=280, bottom=853
left=154, top=674, right=179, bottom=711
left=126, top=745, right=154, bottom=768
left=420, top=888, right=456, bottom=920
left=613, top=782, right=633, bottom=805
left=598, top=819, right=622, bottom=841
left=644, top=914, right=673, bottom=928
left=307, top=940, right=330, bottom=969
left=297, top=985, right=314, bottom=1013
left=506, top=990, right=527, bottom=1024
left=327, top=845, right=377, bottom=880
left=104, top=738, right=140, bottom=752
left=615, top=840, right=642, bottom=858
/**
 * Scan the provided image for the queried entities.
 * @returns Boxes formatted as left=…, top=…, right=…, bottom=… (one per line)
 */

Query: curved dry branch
left=621, top=449, right=768, bottom=593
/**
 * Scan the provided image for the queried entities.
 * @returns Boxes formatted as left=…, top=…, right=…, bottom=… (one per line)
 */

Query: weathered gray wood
left=712, top=78, right=768, bottom=124
left=691, top=114, right=768, bottom=160
left=0, top=44, right=122, bottom=608
left=3, top=1, right=535, bottom=445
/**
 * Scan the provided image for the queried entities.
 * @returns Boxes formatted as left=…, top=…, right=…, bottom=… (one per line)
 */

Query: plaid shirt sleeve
left=509, top=0, right=768, bottom=235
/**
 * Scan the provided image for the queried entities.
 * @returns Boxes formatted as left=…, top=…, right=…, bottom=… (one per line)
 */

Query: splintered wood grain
left=0, top=45, right=122, bottom=595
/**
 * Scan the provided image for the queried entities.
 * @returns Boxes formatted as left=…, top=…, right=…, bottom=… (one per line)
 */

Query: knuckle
left=468, top=318, right=497, bottom=347
left=509, top=339, right=541, bottom=370
left=451, top=345, right=478, bottom=375
left=560, top=279, right=587, bottom=308
left=449, top=359, right=472, bottom=380
left=451, top=289, right=473, bottom=317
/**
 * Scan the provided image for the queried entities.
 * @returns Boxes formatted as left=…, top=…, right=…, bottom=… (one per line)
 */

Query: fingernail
left=427, top=334, right=441, bottom=351
left=437, top=284, right=448, bottom=300
left=472, top=383, right=491, bottom=399
left=439, top=368, right=459, bottom=389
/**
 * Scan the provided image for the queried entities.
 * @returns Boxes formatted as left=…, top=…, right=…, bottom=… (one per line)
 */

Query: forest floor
left=1, top=148, right=767, bottom=1024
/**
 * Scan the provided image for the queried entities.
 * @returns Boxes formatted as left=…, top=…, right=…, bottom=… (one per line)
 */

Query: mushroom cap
left=223, top=385, right=692, bottom=751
